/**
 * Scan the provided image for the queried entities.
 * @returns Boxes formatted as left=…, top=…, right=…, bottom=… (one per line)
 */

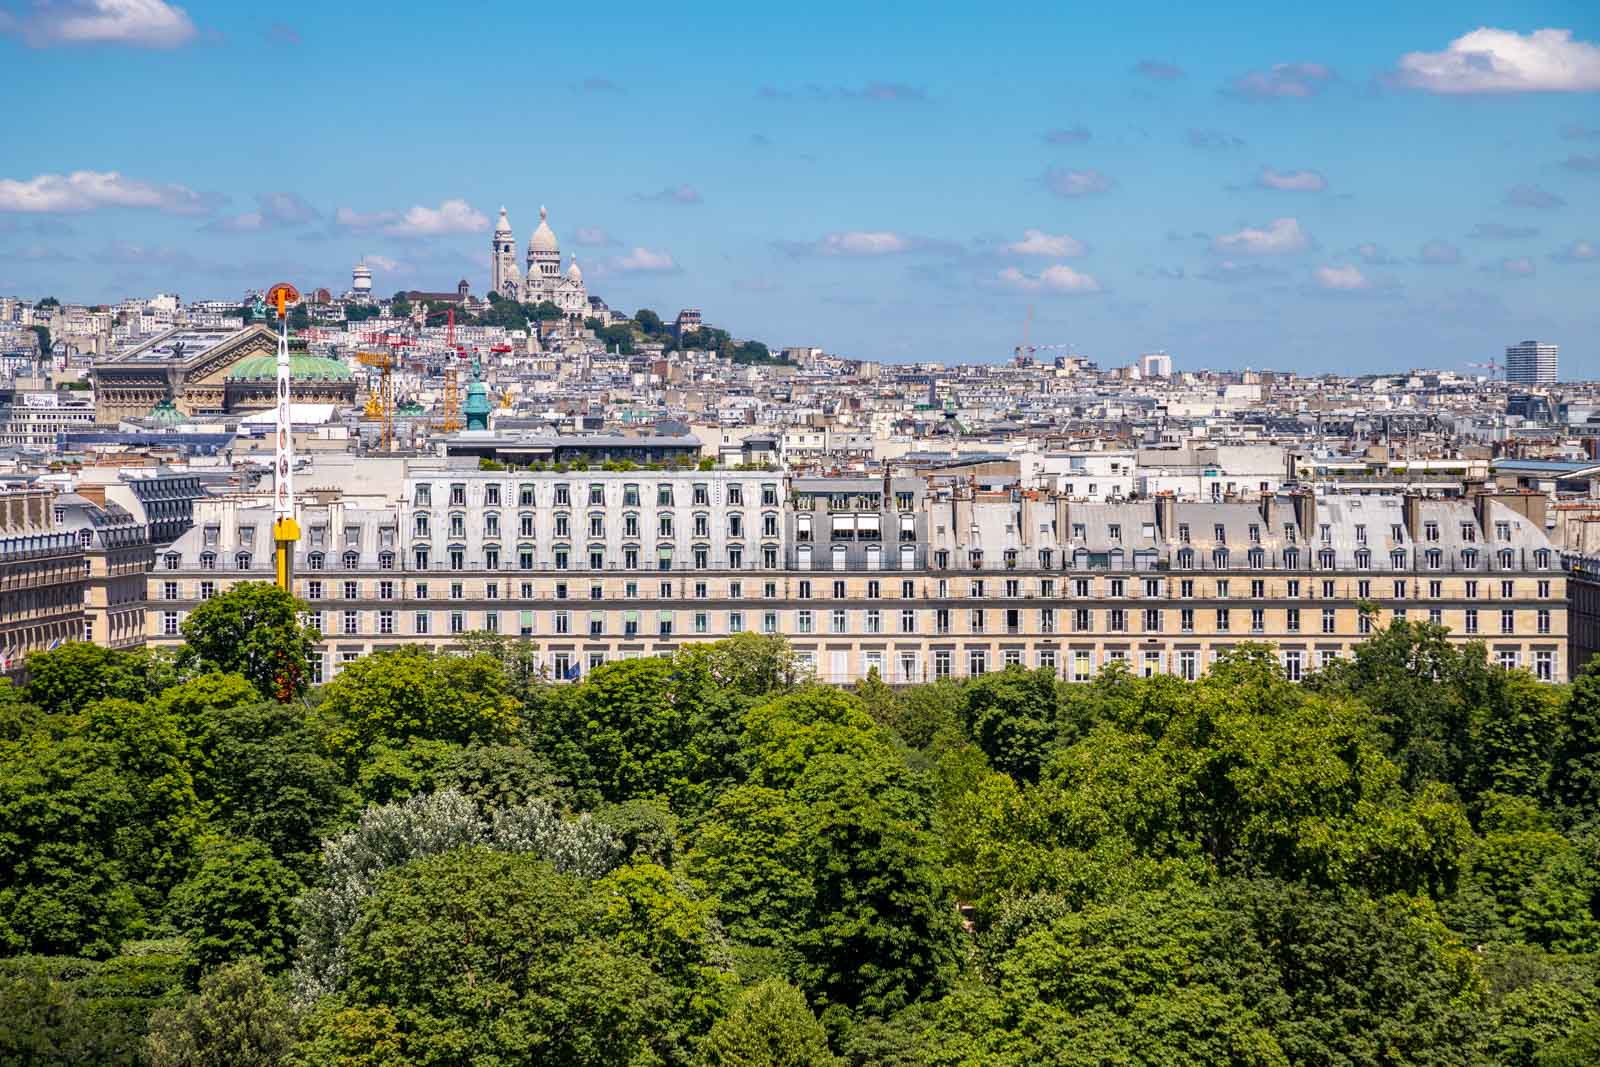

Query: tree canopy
left=3, top=629, right=1600, bottom=1063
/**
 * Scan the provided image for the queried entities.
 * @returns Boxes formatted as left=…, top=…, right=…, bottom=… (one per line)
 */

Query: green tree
left=179, top=698, right=348, bottom=872
left=701, top=978, right=839, bottom=1067
left=959, top=665, right=1060, bottom=783
left=635, top=308, right=665, bottom=334
left=788, top=749, right=963, bottom=1016
left=307, top=848, right=683, bottom=1066
left=170, top=839, right=301, bottom=975
left=82, top=697, right=207, bottom=906
left=318, top=648, right=520, bottom=766
left=529, top=300, right=563, bottom=321
left=0, top=735, right=142, bottom=956
left=387, top=292, right=410, bottom=318
left=23, top=643, right=158, bottom=717
left=1551, top=660, right=1600, bottom=821
left=145, top=957, right=296, bottom=1067
left=179, top=584, right=320, bottom=701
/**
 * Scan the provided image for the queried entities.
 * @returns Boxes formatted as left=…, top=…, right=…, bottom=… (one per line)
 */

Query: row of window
left=158, top=604, right=1553, bottom=641
left=156, top=574, right=1561, bottom=606
left=296, top=642, right=1561, bottom=688
left=413, top=481, right=781, bottom=508
left=413, top=510, right=781, bottom=540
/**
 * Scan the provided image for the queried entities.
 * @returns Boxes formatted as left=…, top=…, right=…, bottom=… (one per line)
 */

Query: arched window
left=414, top=546, right=430, bottom=570
left=1355, top=549, right=1371, bottom=570
left=1038, top=548, right=1053, bottom=569
left=1318, top=549, right=1336, bottom=569
left=1108, top=547, right=1125, bottom=570
left=969, top=549, right=984, bottom=569
left=1498, top=548, right=1514, bottom=569
left=865, top=544, right=882, bottom=570
left=78, top=529, right=93, bottom=548
left=378, top=550, right=395, bottom=570
left=900, top=544, right=916, bottom=571
left=1073, top=547, right=1090, bottom=570
left=1426, top=549, right=1441, bottom=569
left=199, top=551, right=216, bottom=570
left=235, top=551, right=252, bottom=569
left=1535, top=548, right=1551, bottom=569
left=1177, top=547, right=1195, bottom=569
left=833, top=544, right=848, bottom=570
left=1390, top=549, right=1406, bottom=569
left=797, top=544, right=813, bottom=570
left=1462, top=548, right=1478, bottom=569
left=1212, top=547, right=1229, bottom=569
left=1283, top=547, right=1299, bottom=569
left=306, top=551, right=324, bottom=570
left=342, top=550, right=360, bottom=569
left=163, top=552, right=180, bottom=570
left=1003, top=548, right=1018, bottom=569
left=1247, top=547, right=1264, bottom=569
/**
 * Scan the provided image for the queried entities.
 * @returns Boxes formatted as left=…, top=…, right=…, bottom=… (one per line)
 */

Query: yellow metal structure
left=266, top=282, right=302, bottom=593
left=433, top=363, right=462, bottom=432
left=356, top=350, right=396, bottom=450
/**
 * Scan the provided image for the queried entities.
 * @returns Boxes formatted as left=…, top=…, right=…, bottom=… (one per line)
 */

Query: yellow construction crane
left=356, top=350, right=396, bottom=450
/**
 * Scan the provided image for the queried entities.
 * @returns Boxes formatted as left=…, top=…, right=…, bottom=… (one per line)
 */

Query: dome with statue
left=221, top=341, right=358, bottom=413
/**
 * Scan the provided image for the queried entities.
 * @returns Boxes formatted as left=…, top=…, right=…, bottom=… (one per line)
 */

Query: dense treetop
left=3, top=584, right=1599, bottom=1064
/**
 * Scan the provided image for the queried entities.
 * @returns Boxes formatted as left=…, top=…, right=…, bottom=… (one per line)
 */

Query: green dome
left=226, top=352, right=354, bottom=381
left=146, top=398, right=188, bottom=425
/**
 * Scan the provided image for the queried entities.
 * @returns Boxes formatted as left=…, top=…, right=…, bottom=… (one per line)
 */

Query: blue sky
left=2, top=1, right=1598, bottom=373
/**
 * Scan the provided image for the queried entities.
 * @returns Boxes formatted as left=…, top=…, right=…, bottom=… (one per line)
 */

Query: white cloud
left=385, top=199, right=487, bottom=236
left=1258, top=166, right=1327, bottom=192
left=205, top=191, right=317, bottom=233
left=3, top=0, right=197, bottom=48
left=1482, top=256, right=1537, bottom=277
left=1006, top=229, right=1086, bottom=257
left=1394, top=27, right=1600, bottom=93
left=1552, top=239, right=1598, bottom=263
left=1417, top=239, right=1463, bottom=265
left=1225, top=62, right=1334, bottom=99
left=0, top=169, right=214, bottom=214
left=635, top=184, right=702, bottom=205
left=336, top=199, right=487, bottom=237
left=204, top=212, right=264, bottom=233
left=615, top=247, right=678, bottom=272
left=1212, top=217, right=1309, bottom=256
left=334, top=206, right=393, bottom=230
left=818, top=231, right=911, bottom=256
left=1315, top=264, right=1368, bottom=291
left=574, top=226, right=618, bottom=247
left=1042, top=168, right=1114, bottom=197
left=364, top=254, right=403, bottom=272
left=998, top=264, right=1102, bottom=293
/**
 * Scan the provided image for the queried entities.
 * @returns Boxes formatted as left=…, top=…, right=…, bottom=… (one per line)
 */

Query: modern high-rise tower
left=1505, top=341, right=1558, bottom=385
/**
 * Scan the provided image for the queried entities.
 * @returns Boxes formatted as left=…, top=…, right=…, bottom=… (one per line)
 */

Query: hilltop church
left=489, top=206, right=588, bottom=320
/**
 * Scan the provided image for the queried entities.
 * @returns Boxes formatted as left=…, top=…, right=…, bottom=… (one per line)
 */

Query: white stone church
left=489, top=206, right=589, bottom=320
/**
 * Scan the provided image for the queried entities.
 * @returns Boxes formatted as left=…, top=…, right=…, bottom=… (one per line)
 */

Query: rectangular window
left=1501, top=609, right=1515, bottom=635
left=343, top=610, right=358, bottom=635
left=1536, top=650, right=1554, bottom=682
left=379, top=610, right=394, bottom=635
left=1538, top=609, right=1551, bottom=635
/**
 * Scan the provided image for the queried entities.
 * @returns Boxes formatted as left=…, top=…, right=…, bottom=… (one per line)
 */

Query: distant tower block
left=1139, top=352, right=1172, bottom=379
left=351, top=260, right=373, bottom=299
